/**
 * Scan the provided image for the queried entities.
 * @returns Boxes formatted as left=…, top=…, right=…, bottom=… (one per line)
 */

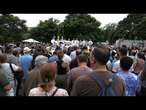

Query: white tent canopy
left=22, top=38, right=40, bottom=43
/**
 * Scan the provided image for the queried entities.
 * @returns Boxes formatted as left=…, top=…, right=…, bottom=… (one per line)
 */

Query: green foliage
left=1, top=14, right=146, bottom=44
left=114, top=14, right=146, bottom=40
left=0, top=14, right=27, bottom=43
left=102, top=23, right=117, bottom=44
left=60, top=14, right=102, bottom=42
left=134, top=15, right=146, bottom=40
left=30, top=18, right=59, bottom=42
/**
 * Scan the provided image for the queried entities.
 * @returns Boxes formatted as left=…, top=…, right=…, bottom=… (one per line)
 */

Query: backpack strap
left=9, top=63, right=17, bottom=89
left=9, top=63, right=15, bottom=75
left=105, top=74, right=117, bottom=96
left=89, top=72, right=106, bottom=96
left=9, top=63, right=17, bottom=79
left=51, top=88, right=58, bottom=96
left=89, top=72, right=118, bottom=96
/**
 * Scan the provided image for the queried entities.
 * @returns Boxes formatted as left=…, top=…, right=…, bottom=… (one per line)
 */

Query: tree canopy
left=1, top=14, right=146, bottom=44
left=0, top=14, right=28, bottom=43
left=60, top=14, right=102, bottom=41
left=114, top=14, right=146, bottom=40
left=102, top=23, right=117, bottom=44
left=30, top=18, right=59, bottom=42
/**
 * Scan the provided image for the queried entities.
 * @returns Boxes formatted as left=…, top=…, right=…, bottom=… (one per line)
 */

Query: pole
left=57, top=25, right=59, bottom=45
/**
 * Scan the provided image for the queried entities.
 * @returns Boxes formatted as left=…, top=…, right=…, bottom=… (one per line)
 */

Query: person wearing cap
left=23, top=55, right=48, bottom=96
left=19, top=47, right=33, bottom=81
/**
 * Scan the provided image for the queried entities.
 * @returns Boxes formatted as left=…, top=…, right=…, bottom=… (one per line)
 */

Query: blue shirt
left=117, top=71, right=140, bottom=96
left=20, top=54, right=33, bottom=80
left=48, top=55, right=59, bottom=63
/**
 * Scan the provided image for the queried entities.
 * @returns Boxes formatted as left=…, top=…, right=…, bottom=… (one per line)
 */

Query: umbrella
left=23, top=38, right=40, bottom=43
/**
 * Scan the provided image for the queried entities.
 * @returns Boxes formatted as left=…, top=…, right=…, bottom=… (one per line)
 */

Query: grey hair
left=35, top=55, right=48, bottom=66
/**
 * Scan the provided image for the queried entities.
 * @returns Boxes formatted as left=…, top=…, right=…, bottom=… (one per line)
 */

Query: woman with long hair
left=29, top=63, right=69, bottom=96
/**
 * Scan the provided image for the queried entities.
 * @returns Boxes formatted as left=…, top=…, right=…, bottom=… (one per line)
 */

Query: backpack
left=89, top=72, right=119, bottom=96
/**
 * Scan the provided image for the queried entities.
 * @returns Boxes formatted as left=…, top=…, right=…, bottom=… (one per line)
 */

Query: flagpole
left=57, top=35, right=59, bottom=46
left=57, top=25, right=59, bottom=46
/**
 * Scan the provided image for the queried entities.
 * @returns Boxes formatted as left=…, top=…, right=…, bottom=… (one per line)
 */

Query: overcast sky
left=13, top=14, right=128, bottom=27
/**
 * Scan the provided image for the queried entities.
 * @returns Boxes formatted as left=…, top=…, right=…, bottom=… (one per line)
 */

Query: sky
left=13, top=14, right=128, bottom=28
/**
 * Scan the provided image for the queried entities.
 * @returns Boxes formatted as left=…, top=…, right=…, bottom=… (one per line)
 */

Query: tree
left=114, top=14, right=146, bottom=40
left=102, top=23, right=117, bottom=44
left=22, top=32, right=31, bottom=40
left=60, top=14, right=102, bottom=42
left=30, top=18, right=59, bottom=42
left=134, top=15, right=146, bottom=40
left=0, top=14, right=27, bottom=43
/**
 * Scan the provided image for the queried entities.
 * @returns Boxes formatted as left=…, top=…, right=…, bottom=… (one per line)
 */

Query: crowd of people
left=0, top=41, right=146, bottom=96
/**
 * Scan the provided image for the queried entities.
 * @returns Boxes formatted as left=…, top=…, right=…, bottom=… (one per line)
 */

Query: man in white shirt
left=112, top=47, right=128, bottom=73
left=58, top=49, right=71, bottom=71
left=62, top=54, right=71, bottom=65
left=56, top=49, right=71, bottom=89
left=70, top=46, right=78, bottom=60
